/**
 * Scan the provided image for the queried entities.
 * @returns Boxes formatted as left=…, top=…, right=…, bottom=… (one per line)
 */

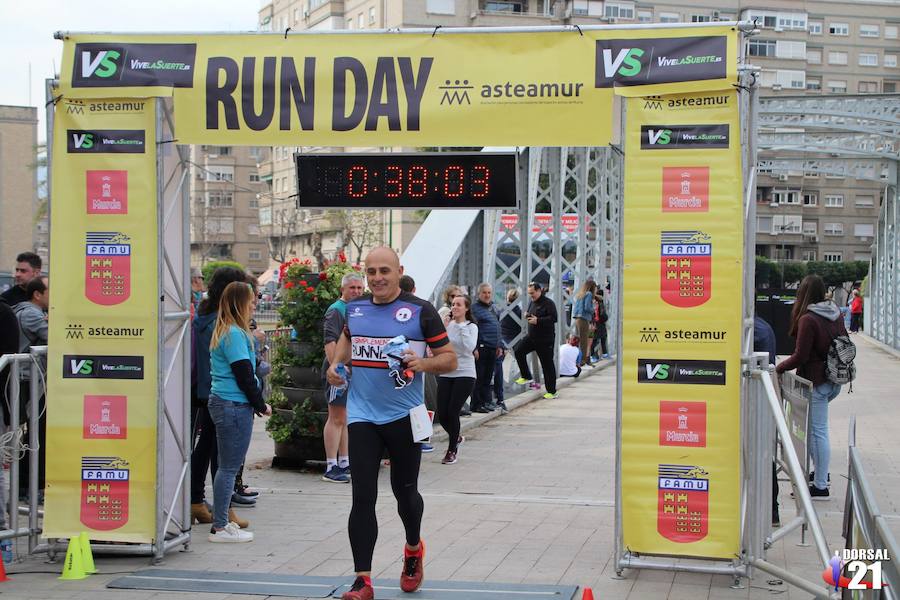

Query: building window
left=691, top=14, right=711, bottom=23
left=776, top=69, right=806, bottom=89
left=757, top=216, right=773, bottom=233
left=207, top=191, right=233, bottom=208
left=823, top=252, right=842, bottom=262
left=658, top=12, right=679, bottom=23
left=204, top=217, right=234, bottom=235
left=249, top=173, right=260, bottom=183
left=824, top=222, right=843, bottom=236
left=778, top=14, right=807, bottom=30
left=346, top=18, right=353, bottom=29
left=859, top=24, right=879, bottom=37
left=258, top=207, right=272, bottom=226
left=802, top=250, right=817, bottom=261
left=749, top=40, right=776, bottom=57
left=426, top=0, right=455, bottom=15
left=827, top=80, right=847, bottom=93
left=886, top=26, right=898, bottom=39
left=806, top=78, right=821, bottom=90
left=829, top=22, right=849, bottom=36
left=637, top=10, right=652, bottom=22
left=806, top=49, right=821, bottom=64
left=854, top=223, right=874, bottom=238
left=776, top=40, right=806, bottom=59
left=369, top=7, right=376, bottom=23
left=803, top=221, right=818, bottom=235
left=803, top=192, right=818, bottom=206
left=828, top=51, right=848, bottom=65
left=855, top=195, right=875, bottom=208
left=808, top=21, right=822, bottom=35
left=886, top=55, right=898, bottom=68
left=859, top=53, right=878, bottom=67
left=205, top=166, right=234, bottom=182
left=249, top=196, right=259, bottom=209
left=854, top=253, right=871, bottom=262
left=249, top=249, right=263, bottom=261
left=774, top=189, right=800, bottom=205
left=824, top=194, right=844, bottom=207
left=248, top=224, right=261, bottom=236
left=859, top=81, right=879, bottom=93
left=358, top=13, right=364, bottom=28
left=886, top=82, right=898, bottom=93
left=605, top=2, right=635, bottom=20
left=248, top=146, right=262, bottom=159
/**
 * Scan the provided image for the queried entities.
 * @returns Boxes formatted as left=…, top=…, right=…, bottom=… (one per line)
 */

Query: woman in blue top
left=571, top=280, right=596, bottom=368
left=207, top=281, right=271, bottom=543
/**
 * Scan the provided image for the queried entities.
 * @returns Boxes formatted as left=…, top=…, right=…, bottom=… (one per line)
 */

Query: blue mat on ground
left=107, top=568, right=579, bottom=599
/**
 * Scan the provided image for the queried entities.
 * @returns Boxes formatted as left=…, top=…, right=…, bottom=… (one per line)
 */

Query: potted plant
left=265, top=254, right=361, bottom=466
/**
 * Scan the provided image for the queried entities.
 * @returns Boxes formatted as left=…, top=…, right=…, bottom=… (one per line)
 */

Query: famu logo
left=67, top=130, right=145, bottom=154
left=596, top=36, right=728, bottom=88
left=72, top=42, right=196, bottom=88
left=641, top=125, right=729, bottom=149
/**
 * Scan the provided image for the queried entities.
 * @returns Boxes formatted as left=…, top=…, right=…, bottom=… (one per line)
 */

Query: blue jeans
left=809, top=381, right=841, bottom=490
left=207, top=396, right=254, bottom=528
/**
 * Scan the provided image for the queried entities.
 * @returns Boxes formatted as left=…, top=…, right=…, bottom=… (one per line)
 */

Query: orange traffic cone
left=581, top=587, right=594, bottom=600
left=0, top=554, right=9, bottom=582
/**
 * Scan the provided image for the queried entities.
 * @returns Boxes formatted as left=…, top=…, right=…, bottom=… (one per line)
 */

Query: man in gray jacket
left=13, top=276, right=48, bottom=495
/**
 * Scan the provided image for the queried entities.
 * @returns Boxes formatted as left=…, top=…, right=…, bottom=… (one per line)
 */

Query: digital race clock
left=295, top=152, right=518, bottom=209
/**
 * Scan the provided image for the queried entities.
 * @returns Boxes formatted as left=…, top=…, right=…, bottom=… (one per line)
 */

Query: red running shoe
left=341, top=576, right=374, bottom=600
left=400, top=540, right=425, bottom=593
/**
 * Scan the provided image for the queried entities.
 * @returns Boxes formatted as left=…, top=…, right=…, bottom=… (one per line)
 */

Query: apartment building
left=189, top=144, right=271, bottom=273
left=257, top=0, right=899, bottom=265
left=0, top=105, right=39, bottom=274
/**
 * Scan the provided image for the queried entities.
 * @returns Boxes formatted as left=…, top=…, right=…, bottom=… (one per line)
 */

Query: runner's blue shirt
left=345, top=292, right=449, bottom=425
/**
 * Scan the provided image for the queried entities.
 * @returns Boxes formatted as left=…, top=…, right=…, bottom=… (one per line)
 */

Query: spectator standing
left=471, top=283, right=502, bottom=413
left=1, top=252, right=42, bottom=307
left=590, top=291, right=610, bottom=361
left=322, top=273, right=365, bottom=483
left=571, top=280, right=596, bottom=367
left=514, top=282, right=559, bottom=399
left=849, top=289, right=863, bottom=333
left=13, top=277, right=49, bottom=494
left=558, top=335, right=582, bottom=378
left=753, top=316, right=780, bottom=527
left=191, top=267, right=205, bottom=317
left=437, top=285, right=461, bottom=322
left=207, top=282, right=271, bottom=542
left=191, top=267, right=251, bottom=527
left=775, top=275, right=847, bottom=500
left=0, top=302, right=17, bottom=528
left=437, top=295, right=478, bottom=465
left=326, top=247, right=456, bottom=600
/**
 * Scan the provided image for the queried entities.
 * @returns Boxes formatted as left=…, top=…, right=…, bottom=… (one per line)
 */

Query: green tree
left=201, top=260, right=245, bottom=284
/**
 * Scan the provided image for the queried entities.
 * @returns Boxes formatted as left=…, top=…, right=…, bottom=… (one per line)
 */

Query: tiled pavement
left=3, top=335, right=898, bottom=599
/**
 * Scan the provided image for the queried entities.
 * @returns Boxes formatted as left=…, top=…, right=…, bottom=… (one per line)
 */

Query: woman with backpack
left=775, top=274, right=850, bottom=500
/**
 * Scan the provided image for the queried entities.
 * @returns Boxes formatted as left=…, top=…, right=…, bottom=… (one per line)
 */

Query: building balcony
left=258, top=160, right=273, bottom=183
left=476, top=0, right=552, bottom=19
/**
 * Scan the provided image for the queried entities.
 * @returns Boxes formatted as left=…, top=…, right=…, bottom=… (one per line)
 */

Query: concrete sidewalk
left=3, top=338, right=898, bottom=599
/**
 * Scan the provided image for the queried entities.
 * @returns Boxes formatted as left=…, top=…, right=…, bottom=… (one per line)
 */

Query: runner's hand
left=262, top=403, right=272, bottom=416
left=326, top=363, right=347, bottom=386
left=402, top=348, right=426, bottom=372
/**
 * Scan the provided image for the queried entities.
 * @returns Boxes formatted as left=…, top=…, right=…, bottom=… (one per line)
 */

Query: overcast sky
left=0, top=1, right=260, bottom=138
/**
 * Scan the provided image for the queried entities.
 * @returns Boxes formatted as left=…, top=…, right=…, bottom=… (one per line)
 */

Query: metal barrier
left=254, top=302, right=283, bottom=326
left=0, top=347, right=46, bottom=559
left=843, top=417, right=899, bottom=599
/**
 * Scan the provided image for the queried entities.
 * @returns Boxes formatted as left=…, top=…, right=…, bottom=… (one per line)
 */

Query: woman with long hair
left=207, top=281, right=271, bottom=542
left=437, top=285, right=461, bottom=321
left=571, top=280, right=597, bottom=367
left=191, top=266, right=251, bottom=526
left=776, top=274, right=847, bottom=500
left=437, top=295, right=478, bottom=465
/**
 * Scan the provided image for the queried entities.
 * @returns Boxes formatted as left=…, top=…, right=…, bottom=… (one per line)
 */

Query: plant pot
left=273, top=437, right=326, bottom=466
left=286, top=365, right=322, bottom=387
left=288, top=340, right=319, bottom=360
left=281, top=386, right=328, bottom=411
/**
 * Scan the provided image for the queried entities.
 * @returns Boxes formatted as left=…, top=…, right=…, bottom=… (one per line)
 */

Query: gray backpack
left=826, top=334, right=856, bottom=389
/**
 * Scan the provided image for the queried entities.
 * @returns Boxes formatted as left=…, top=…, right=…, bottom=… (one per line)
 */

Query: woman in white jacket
left=437, top=295, right=478, bottom=465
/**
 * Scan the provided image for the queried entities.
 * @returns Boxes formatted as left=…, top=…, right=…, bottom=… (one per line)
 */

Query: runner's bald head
left=364, top=246, right=403, bottom=303
left=365, top=246, right=400, bottom=268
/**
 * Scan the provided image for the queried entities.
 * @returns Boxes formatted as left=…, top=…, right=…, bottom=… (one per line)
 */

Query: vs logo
left=646, top=128, right=672, bottom=145
left=72, top=132, right=94, bottom=150
left=70, top=358, right=95, bottom=376
left=600, top=47, right=645, bottom=79
left=80, top=48, right=124, bottom=79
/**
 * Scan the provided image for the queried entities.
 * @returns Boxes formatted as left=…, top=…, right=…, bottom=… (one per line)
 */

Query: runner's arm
left=325, top=332, right=352, bottom=385
left=405, top=343, right=457, bottom=374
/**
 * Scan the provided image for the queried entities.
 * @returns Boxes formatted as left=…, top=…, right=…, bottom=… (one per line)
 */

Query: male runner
left=327, top=247, right=457, bottom=600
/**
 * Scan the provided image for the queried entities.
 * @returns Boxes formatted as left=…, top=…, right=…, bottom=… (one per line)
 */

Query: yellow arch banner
left=57, top=27, right=738, bottom=146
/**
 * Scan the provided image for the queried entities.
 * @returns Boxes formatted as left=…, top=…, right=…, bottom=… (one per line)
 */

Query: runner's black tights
left=348, top=416, right=424, bottom=572
left=436, top=376, right=475, bottom=452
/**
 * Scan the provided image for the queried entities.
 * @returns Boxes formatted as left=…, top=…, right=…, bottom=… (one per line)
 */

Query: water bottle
left=334, top=363, right=348, bottom=391
left=1, top=539, right=12, bottom=563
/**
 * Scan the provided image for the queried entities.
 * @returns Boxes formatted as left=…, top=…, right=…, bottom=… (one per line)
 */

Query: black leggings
left=191, top=403, right=218, bottom=504
left=348, top=416, right=424, bottom=572
left=514, top=338, right=557, bottom=393
left=437, top=377, right=475, bottom=452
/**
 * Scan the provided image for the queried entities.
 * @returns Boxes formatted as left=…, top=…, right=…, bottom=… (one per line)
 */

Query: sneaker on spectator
left=341, top=576, right=374, bottom=600
left=499, top=402, right=509, bottom=414
left=235, top=484, right=259, bottom=499
left=400, top=541, right=425, bottom=593
left=208, top=521, right=254, bottom=543
left=420, top=443, right=434, bottom=453
left=542, top=392, right=559, bottom=399
left=529, top=382, right=542, bottom=390
left=514, top=377, right=531, bottom=385
left=322, top=465, right=350, bottom=483
left=602, top=353, right=611, bottom=359
left=231, top=492, right=256, bottom=506
left=809, top=485, right=830, bottom=500
left=442, top=450, right=458, bottom=464
left=340, top=465, right=351, bottom=478
left=457, top=435, right=465, bottom=446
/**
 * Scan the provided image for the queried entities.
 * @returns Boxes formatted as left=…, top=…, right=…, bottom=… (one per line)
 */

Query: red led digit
left=348, top=165, right=368, bottom=198
left=444, top=165, right=464, bottom=198
left=472, top=165, right=490, bottom=198
left=385, top=165, right=402, bottom=199
left=409, top=165, right=427, bottom=198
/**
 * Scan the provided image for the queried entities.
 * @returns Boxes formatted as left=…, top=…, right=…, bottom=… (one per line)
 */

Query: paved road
left=5, top=335, right=898, bottom=599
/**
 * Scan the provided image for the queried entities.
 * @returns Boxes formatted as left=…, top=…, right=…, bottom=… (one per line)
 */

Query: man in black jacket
left=514, top=282, right=558, bottom=398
